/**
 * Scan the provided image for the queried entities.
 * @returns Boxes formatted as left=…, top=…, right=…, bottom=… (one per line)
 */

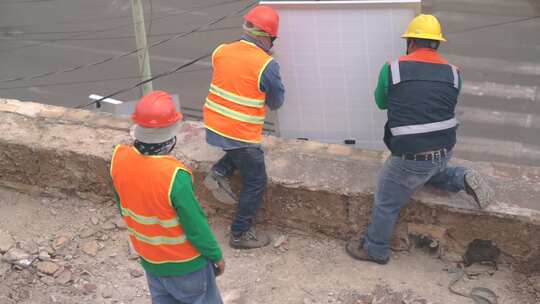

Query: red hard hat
left=244, top=5, right=279, bottom=37
left=132, top=91, right=182, bottom=128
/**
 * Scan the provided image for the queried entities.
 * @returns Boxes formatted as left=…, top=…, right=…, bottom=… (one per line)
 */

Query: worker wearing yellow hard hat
left=346, top=14, right=493, bottom=265
left=401, top=14, right=447, bottom=42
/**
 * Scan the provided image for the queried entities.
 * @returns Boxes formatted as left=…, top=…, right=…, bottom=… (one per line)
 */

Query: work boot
left=345, top=239, right=389, bottom=265
left=229, top=228, right=271, bottom=249
left=464, top=170, right=493, bottom=209
left=203, top=170, right=237, bottom=205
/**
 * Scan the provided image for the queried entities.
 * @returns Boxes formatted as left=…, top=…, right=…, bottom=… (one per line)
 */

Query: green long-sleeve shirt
left=374, top=63, right=391, bottom=110
left=374, top=61, right=463, bottom=110
left=114, top=170, right=222, bottom=277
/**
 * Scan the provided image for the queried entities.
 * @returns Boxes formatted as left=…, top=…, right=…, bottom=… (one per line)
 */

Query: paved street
left=0, top=0, right=539, bottom=165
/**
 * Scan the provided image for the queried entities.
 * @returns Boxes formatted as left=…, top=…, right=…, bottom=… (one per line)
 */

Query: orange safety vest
left=110, top=145, right=201, bottom=264
left=203, top=40, right=273, bottom=143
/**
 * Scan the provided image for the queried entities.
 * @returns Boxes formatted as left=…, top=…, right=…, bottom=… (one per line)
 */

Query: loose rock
left=440, top=251, right=463, bottom=263
left=90, top=216, right=99, bottom=226
left=80, top=228, right=97, bottom=239
left=81, top=240, right=99, bottom=257
left=41, top=246, right=55, bottom=255
left=52, top=235, right=70, bottom=250
left=40, top=275, right=56, bottom=286
left=101, top=285, right=115, bottom=299
left=273, top=234, right=288, bottom=248
left=3, top=247, right=30, bottom=264
left=20, top=240, right=39, bottom=255
left=114, top=218, right=127, bottom=230
left=36, top=261, right=60, bottom=275
left=0, top=229, right=15, bottom=253
left=55, top=269, right=73, bottom=285
left=82, top=283, right=97, bottom=294
left=38, top=251, right=51, bottom=261
left=102, top=221, right=116, bottom=231
left=127, top=239, right=139, bottom=260
left=130, top=268, right=144, bottom=278
left=529, top=275, right=540, bottom=293
left=0, top=260, right=11, bottom=277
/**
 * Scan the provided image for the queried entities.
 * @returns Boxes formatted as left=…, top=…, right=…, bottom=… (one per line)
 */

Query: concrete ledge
left=1, top=98, right=539, bottom=274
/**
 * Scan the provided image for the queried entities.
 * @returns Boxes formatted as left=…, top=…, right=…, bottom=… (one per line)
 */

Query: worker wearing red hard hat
left=111, top=91, right=225, bottom=303
left=203, top=5, right=285, bottom=249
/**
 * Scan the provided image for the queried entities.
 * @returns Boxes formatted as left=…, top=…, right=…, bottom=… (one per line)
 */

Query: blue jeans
left=146, top=262, right=223, bottom=304
left=363, top=151, right=467, bottom=260
left=212, top=147, right=267, bottom=234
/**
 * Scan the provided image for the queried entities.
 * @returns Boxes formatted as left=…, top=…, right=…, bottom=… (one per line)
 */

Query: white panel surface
left=263, top=1, right=419, bottom=150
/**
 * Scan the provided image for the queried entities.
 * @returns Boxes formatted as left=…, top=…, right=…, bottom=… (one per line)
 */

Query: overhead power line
left=0, top=0, right=246, bottom=53
left=0, top=67, right=210, bottom=90
left=1, top=26, right=238, bottom=42
left=0, top=0, right=60, bottom=4
left=75, top=53, right=213, bottom=109
left=74, top=1, right=256, bottom=109
left=0, top=0, right=243, bottom=28
left=0, top=0, right=255, bottom=84
left=446, top=15, right=539, bottom=35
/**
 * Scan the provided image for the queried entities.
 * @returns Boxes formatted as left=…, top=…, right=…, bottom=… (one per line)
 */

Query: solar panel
left=262, top=0, right=420, bottom=150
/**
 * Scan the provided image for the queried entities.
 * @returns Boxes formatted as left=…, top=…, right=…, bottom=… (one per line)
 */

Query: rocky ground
left=0, top=187, right=539, bottom=304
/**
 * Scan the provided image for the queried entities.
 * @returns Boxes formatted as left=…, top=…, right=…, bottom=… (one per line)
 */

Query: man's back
left=384, top=48, right=461, bottom=154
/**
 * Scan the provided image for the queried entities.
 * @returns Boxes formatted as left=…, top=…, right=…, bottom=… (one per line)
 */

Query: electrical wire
left=75, top=53, right=212, bottom=109
left=0, top=0, right=59, bottom=4
left=0, top=67, right=210, bottom=90
left=0, top=0, right=243, bottom=29
left=0, top=26, right=238, bottom=42
left=446, top=15, right=539, bottom=35
left=74, top=2, right=256, bottom=109
left=0, top=0, right=255, bottom=83
left=0, top=0, right=246, bottom=53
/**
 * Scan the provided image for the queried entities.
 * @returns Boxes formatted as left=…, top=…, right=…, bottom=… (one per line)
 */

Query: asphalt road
left=1, top=0, right=539, bottom=166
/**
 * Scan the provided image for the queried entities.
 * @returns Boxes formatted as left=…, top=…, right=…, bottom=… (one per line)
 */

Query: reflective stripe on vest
left=390, top=117, right=458, bottom=136
left=391, top=60, right=459, bottom=89
left=451, top=65, right=459, bottom=89
left=110, top=145, right=201, bottom=264
left=205, top=98, right=265, bottom=125
left=209, top=84, right=265, bottom=108
left=127, top=227, right=187, bottom=245
left=121, top=206, right=179, bottom=228
left=391, top=60, right=401, bottom=85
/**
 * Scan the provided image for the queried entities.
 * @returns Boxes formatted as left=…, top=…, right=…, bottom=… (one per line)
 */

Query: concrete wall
left=0, top=98, right=539, bottom=274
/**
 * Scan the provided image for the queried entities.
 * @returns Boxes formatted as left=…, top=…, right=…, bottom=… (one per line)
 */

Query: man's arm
left=374, top=63, right=390, bottom=110
left=260, top=59, right=285, bottom=110
left=170, top=170, right=223, bottom=263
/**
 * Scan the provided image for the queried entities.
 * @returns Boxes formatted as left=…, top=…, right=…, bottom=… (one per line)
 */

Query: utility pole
left=131, top=0, right=153, bottom=96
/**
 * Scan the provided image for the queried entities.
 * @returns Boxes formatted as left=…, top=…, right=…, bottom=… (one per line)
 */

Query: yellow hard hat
left=401, top=14, right=447, bottom=42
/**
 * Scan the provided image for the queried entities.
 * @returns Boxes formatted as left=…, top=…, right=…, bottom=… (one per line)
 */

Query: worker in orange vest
left=111, top=91, right=225, bottom=303
left=203, top=5, right=285, bottom=249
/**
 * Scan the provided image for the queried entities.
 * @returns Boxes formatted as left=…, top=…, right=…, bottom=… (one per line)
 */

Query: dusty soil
left=0, top=187, right=538, bottom=304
